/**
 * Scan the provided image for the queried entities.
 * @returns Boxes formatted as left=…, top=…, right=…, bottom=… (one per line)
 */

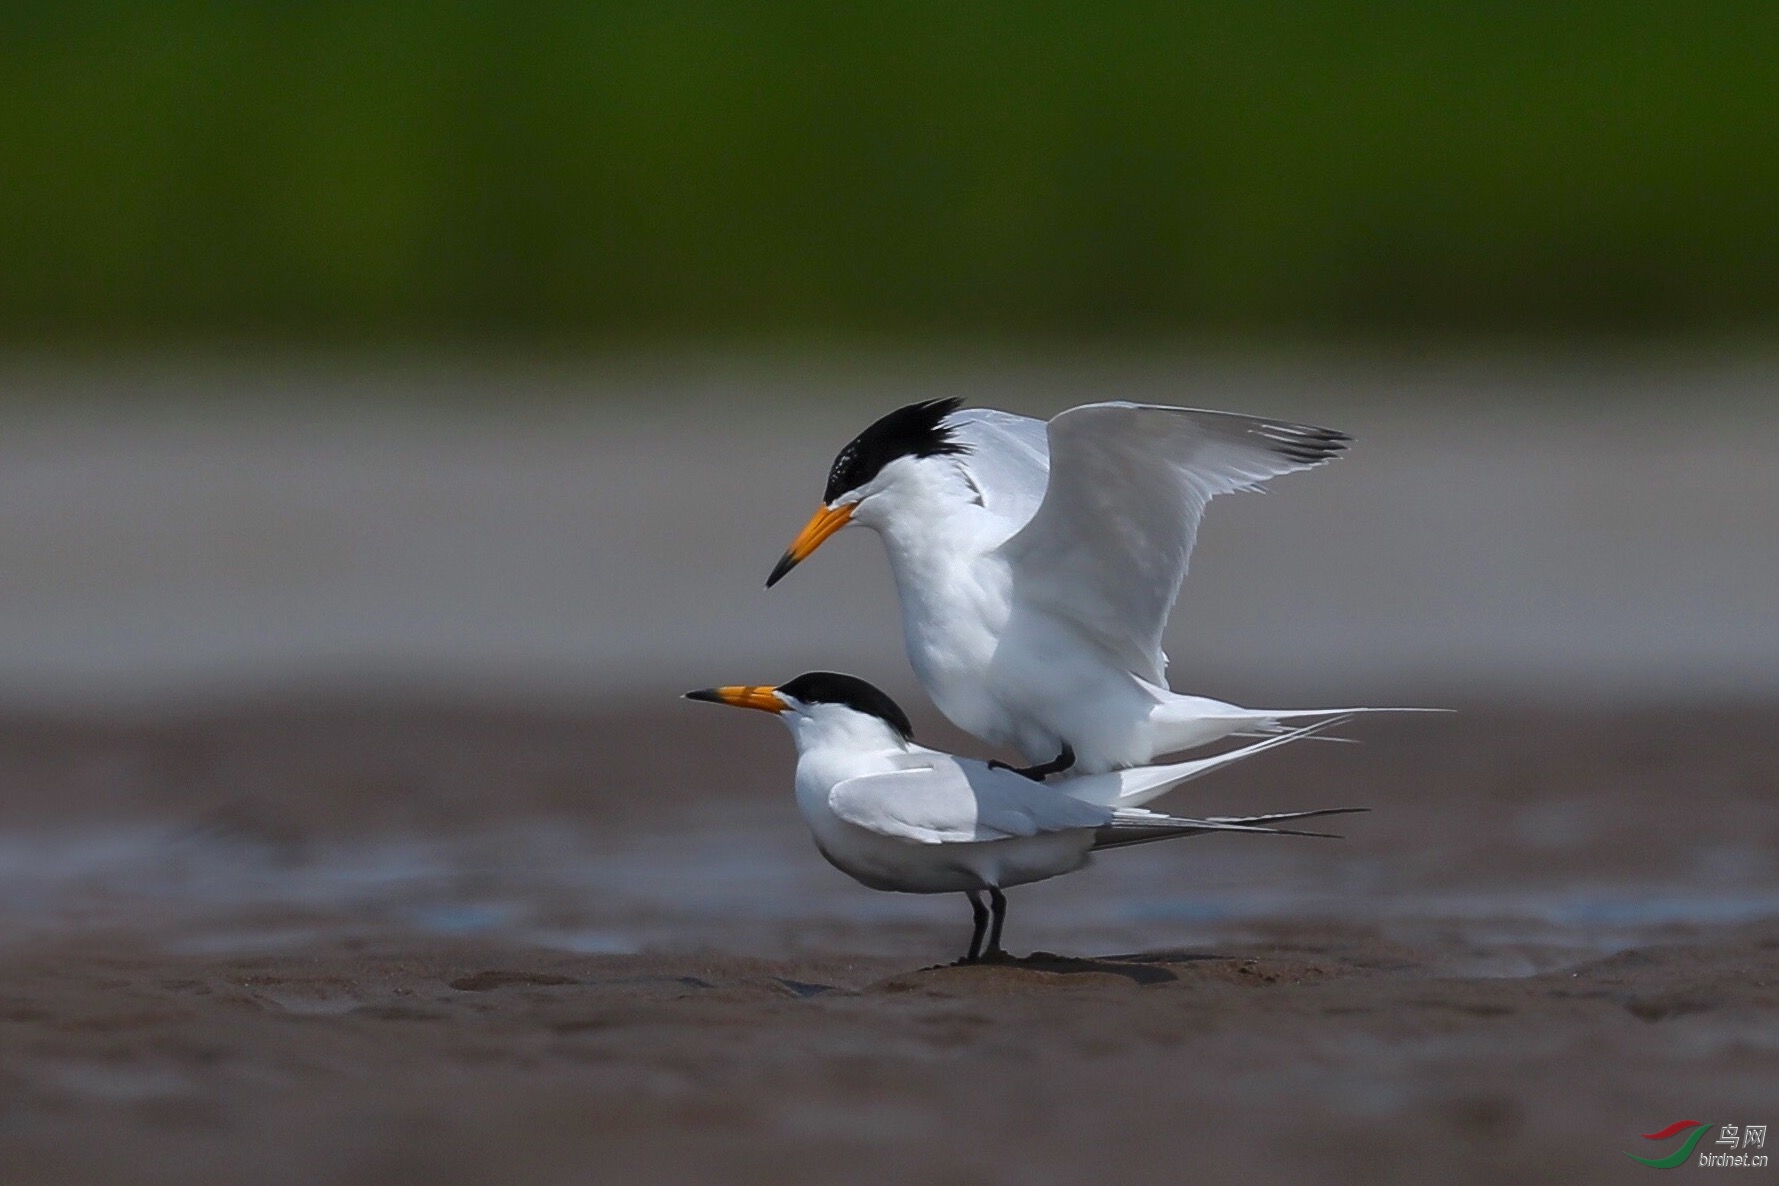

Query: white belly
left=894, top=553, right=1014, bottom=740
left=812, top=822, right=1096, bottom=895
left=878, top=518, right=1167, bottom=773
left=903, top=581, right=1165, bottom=772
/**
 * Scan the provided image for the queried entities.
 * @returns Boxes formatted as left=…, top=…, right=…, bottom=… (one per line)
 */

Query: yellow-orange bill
left=765, top=502, right=854, bottom=587
left=683, top=685, right=786, bottom=713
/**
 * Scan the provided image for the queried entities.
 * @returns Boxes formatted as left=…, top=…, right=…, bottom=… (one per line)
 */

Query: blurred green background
left=5, top=1, right=1778, bottom=345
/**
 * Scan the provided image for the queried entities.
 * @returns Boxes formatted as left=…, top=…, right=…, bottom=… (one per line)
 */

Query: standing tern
left=686, top=672, right=1361, bottom=963
left=767, top=398, right=1410, bottom=776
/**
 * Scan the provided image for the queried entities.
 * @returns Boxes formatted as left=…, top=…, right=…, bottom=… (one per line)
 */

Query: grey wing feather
left=945, top=408, right=1053, bottom=535
left=1202, top=807, right=1369, bottom=827
left=1091, top=805, right=1365, bottom=850
left=829, top=760, right=1112, bottom=845
left=964, top=763, right=1112, bottom=837
left=997, top=403, right=1350, bottom=683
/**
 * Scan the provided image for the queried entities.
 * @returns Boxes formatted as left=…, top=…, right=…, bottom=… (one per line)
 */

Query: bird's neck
left=786, top=711, right=909, bottom=764
left=853, top=462, right=1015, bottom=729
left=787, top=713, right=912, bottom=792
left=859, top=463, right=1003, bottom=599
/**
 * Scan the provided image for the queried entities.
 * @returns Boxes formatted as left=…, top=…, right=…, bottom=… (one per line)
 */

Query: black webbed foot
left=987, top=744, right=1076, bottom=782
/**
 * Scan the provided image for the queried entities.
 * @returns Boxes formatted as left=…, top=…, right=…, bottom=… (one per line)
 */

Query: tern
left=686, top=672, right=1361, bottom=963
left=767, top=398, right=1411, bottom=776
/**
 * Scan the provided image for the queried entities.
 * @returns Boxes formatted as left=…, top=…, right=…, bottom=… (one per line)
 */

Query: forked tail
left=1150, top=701, right=1448, bottom=759
left=1091, top=806, right=1368, bottom=850
left=1064, top=716, right=1352, bottom=809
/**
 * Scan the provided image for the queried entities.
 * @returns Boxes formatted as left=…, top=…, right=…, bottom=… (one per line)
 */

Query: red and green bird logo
left=1626, top=1121, right=1713, bottom=1168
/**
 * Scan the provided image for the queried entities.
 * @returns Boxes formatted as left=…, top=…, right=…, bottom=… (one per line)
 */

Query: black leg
left=962, top=890, right=989, bottom=963
left=987, top=743, right=1076, bottom=782
left=986, top=887, right=1008, bottom=957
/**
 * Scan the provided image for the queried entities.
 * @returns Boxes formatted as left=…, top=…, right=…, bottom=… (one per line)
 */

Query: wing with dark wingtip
left=996, top=403, right=1350, bottom=684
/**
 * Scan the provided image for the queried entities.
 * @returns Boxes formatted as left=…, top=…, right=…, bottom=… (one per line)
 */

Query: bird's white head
left=765, top=398, right=972, bottom=588
left=684, top=672, right=915, bottom=755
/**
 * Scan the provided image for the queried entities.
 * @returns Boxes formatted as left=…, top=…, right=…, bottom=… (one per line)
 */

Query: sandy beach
left=1, top=699, right=1775, bottom=1184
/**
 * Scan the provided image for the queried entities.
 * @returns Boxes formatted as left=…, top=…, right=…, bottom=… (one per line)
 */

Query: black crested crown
left=776, top=672, right=914, bottom=740
left=823, top=398, right=969, bottom=504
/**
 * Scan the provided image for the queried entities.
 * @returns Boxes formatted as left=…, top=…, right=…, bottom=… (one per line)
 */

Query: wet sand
left=1, top=699, right=1776, bottom=1183
left=6, top=926, right=1777, bottom=1185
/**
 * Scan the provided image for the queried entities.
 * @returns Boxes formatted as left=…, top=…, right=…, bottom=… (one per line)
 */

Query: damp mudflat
left=0, top=699, right=1774, bottom=1184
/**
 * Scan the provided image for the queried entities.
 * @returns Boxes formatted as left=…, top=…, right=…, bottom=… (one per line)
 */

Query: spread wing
left=828, top=758, right=1112, bottom=845
left=995, top=403, right=1349, bottom=684
left=944, top=408, right=1053, bottom=540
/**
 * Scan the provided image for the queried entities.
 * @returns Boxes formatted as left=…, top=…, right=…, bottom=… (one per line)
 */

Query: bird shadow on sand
left=909, top=949, right=1228, bottom=988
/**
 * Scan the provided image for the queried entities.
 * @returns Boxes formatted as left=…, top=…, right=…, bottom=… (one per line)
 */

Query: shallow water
left=5, top=818, right=1773, bottom=976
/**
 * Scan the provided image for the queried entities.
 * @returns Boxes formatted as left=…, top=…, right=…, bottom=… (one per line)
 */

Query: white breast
left=850, top=457, right=1020, bottom=745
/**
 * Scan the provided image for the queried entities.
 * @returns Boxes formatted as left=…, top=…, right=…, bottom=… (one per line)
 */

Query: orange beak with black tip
left=765, top=502, right=854, bottom=587
left=683, top=685, right=787, bottom=713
